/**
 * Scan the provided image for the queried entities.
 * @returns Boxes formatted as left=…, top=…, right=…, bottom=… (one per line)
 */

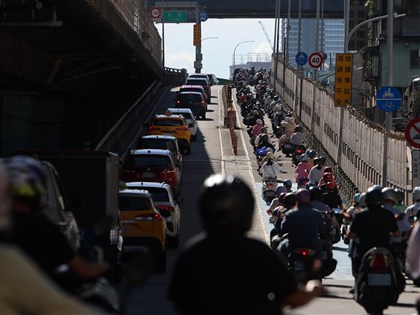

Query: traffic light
left=193, top=23, right=201, bottom=46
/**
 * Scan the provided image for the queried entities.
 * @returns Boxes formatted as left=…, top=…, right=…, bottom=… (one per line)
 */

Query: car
left=208, top=74, right=219, bottom=85
left=174, top=91, right=207, bottom=120
left=146, top=113, right=191, bottom=154
left=178, top=84, right=208, bottom=102
left=120, top=149, right=182, bottom=197
left=125, top=182, right=183, bottom=248
left=184, top=77, right=211, bottom=99
left=166, top=108, right=198, bottom=140
left=136, top=135, right=183, bottom=172
left=187, top=73, right=211, bottom=85
left=118, top=189, right=167, bottom=272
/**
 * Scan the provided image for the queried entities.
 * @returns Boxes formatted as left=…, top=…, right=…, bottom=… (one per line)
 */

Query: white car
left=124, top=181, right=183, bottom=248
left=166, top=107, right=198, bottom=140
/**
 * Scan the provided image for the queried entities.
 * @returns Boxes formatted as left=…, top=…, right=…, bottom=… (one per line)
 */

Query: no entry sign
left=405, top=118, right=420, bottom=148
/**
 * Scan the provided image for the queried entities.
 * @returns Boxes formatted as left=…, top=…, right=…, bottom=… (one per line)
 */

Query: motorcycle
left=262, top=177, right=278, bottom=202
left=353, top=247, right=405, bottom=315
left=291, top=145, right=306, bottom=165
left=318, top=211, right=338, bottom=277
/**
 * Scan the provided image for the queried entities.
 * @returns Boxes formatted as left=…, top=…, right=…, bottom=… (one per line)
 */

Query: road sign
left=405, top=118, right=420, bottom=148
left=334, top=53, right=353, bottom=107
left=376, top=86, right=402, bottom=112
left=308, top=52, right=323, bottom=68
left=199, top=11, right=208, bottom=22
left=150, top=7, right=161, bottom=19
left=322, top=52, right=327, bottom=61
left=295, top=52, right=308, bottom=66
left=163, top=10, right=187, bottom=23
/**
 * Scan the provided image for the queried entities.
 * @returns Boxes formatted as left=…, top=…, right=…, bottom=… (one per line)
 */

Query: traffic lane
left=121, top=85, right=224, bottom=315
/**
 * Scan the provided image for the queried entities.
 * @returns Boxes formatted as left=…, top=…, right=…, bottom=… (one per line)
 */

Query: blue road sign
left=199, top=11, right=208, bottom=22
left=295, top=52, right=308, bottom=66
left=376, top=86, right=402, bottom=112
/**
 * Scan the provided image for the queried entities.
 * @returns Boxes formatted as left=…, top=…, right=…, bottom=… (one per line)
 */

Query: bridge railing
left=95, top=80, right=162, bottom=159
left=164, top=67, right=188, bottom=85
left=273, top=58, right=413, bottom=204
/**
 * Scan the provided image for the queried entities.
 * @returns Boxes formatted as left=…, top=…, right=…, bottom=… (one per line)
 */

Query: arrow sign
left=295, top=52, right=308, bottom=66
left=376, top=86, right=402, bottom=112
left=405, top=118, right=420, bottom=148
left=199, top=11, right=208, bottom=22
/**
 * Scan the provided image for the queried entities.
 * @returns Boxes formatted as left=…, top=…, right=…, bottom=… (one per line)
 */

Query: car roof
left=180, top=85, right=205, bottom=89
left=125, top=181, right=171, bottom=190
left=141, top=135, right=177, bottom=141
left=130, top=149, right=172, bottom=156
left=119, top=188, right=153, bottom=198
left=178, top=91, right=203, bottom=95
left=166, top=108, right=194, bottom=114
left=154, top=114, right=186, bottom=120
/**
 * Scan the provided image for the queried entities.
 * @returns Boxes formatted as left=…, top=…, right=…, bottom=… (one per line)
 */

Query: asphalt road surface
left=120, top=84, right=419, bottom=315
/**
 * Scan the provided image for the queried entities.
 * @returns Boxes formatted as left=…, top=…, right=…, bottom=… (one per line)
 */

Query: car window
left=178, top=94, right=202, bottom=101
left=125, top=155, right=172, bottom=168
left=119, top=196, right=153, bottom=211
left=179, top=112, right=192, bottom=120
left=140, top=187, right=170, bottom=202
left=153, top=119, right=183, bottom=126
left=185, top=79, right=208, bottom=87
left=140, top=139, right=176, bottom=152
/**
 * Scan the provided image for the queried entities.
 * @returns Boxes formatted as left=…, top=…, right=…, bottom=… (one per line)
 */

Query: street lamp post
left=232, top=40, right=255, bottom=77
left=200, top=37, right=219, bottom=71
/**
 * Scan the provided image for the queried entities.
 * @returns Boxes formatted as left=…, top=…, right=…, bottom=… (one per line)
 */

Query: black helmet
left=309, top=186, right=323, bottom=201
left=198, top=174, right=254, bottom=235
left=295, top=125, right=302, bottom=132
left=365, top=186, right=384, bottom=207
left=296, top=188, right=311, bottom=204
left=284, top=192, right=297, bottom=209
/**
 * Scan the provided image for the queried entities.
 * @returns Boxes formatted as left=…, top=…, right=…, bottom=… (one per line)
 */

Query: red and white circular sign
left=308, top=52, right=323, bottom=68
left=405, top=118, right=420, bottom=148
left=150, top=7, right=161, bottom=19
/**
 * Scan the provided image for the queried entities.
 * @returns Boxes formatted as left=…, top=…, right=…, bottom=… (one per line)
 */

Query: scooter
left=353, top=247, right=404, bottom=315
left=262, top=177, right=278, bottom=202
left=291, top=145, right=306, bottom=165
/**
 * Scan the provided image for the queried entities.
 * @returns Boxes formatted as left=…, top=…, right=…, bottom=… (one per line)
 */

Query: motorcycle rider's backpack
left=354, top=247, right=401, bottom=313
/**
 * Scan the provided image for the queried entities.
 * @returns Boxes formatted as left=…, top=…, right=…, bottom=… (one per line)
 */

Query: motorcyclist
left=276, top=179, right=293, bottom=195
left=260, top=156, right=283, bottom=180
left=294, top=154, right=311, bottom=185
left=306, top=150, right=317, bottom=167
left=322, top=182, right=344, bottom=213
left=290, top=125, right=306, bottom=147
left=308, top=157, right=326, bottom=185
left=347, top=186, right=400, bottom=278
left=406, top=186, right=420, bottom=226
left=168, top=174, right=323, bottom=315
left=256, top=133, right=276, bottom=155
left=0, top=164, right=108, bottom=315
left=271, top=193, right=297, bottom=247
left=394, top=189, right=406, bottom=213
left=7, top=156, right=110, bottom=283
left=278, top=188, right=325, bottom=259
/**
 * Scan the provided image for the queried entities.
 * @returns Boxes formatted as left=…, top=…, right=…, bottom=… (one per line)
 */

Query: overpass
left=147, top=0, right=344, bottom=19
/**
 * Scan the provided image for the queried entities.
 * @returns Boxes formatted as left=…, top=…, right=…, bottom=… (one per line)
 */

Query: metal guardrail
left=95, top=80, right=161, bottom=159
left=164, top=67, right=188, bottom=85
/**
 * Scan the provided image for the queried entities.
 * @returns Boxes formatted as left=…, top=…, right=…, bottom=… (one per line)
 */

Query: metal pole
left=337, top=0, right=349, bottom=168
left=295, top=0, right=302, bottom=111
left=161, top=0, right=165, bottom=78
left=382, top=0, right=394, bottom=187
left=195, top=5, right=201, bottom=73
left=321, top=0, right=324, bottom=69
left=273, top=0, right=279, bottom=93
left=287, top=0, right=291, bottom=64
left=273, top=0, right=280, bottom=93
left=233, top=41, right=255, bottom=76
left=310, top=0, right=320, bottom=139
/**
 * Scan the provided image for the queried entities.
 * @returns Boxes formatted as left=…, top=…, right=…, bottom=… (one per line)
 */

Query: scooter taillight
left=370, top=253, right=388, bottom=271
left=296, top=248, right=315, bottom=256
left=267, top=183, right=273, bottom=188
left=297, top=149, right=303, bottom=154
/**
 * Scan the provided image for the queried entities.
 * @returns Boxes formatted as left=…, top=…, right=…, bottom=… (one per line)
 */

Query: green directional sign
left=163, top=11, right=187, bottom=23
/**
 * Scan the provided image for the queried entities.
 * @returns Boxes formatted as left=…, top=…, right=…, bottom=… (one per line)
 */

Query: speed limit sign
left=308, top=52, right=323, bottom=68
left=150, top=7, right=161, bottom=19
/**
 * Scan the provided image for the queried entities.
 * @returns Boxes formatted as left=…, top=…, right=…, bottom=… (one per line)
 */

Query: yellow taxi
left=146, top=112, right=191, bottom=154
left=118, top=189, right=168, bottom=273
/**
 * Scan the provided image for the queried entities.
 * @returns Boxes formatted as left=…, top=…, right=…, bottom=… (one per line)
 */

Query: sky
left=156, top=19, right=276, bottom=79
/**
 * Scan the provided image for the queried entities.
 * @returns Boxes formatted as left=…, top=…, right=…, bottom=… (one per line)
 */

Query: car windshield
left=125, top=155, right=172, bottom=168
left=119, top=196, right=153, bottom=211
left=139, top=139, right=176, bottom=152
left=178, top=112, right=192, bottom=119
left=178, top=94, right=202, bottom=102
left=153, top=119, right=183, bottom=126
left=185, top=79, right=208, bottom=87
left=127, top=187, right=170, bottom=202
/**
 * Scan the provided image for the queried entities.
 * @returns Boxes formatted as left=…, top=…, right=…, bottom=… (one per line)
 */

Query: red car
left=120, top=149, right=181, bottom=197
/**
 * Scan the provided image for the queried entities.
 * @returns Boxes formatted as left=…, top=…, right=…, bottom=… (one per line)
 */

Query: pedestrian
left=168, top=174, right=323, bottom=315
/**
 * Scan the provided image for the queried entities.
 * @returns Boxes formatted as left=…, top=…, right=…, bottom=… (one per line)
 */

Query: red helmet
left=324, top=167, right=333, bottom=173
left=323, top=173, right=334, bottom=182
left=326, top=182, right=336, bottom=190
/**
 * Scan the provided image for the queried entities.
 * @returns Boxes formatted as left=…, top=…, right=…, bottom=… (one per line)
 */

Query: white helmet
left=413, top=186, right=420, bottom=201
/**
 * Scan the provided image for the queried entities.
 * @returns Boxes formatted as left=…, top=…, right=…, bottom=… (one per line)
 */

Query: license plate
left=143, top=172, right=157, bottom=178
left=284, top=144, right=292, bottom=149
left=368, top=274, right=391, bottom=286
left=294, top=261, right=304, bottom=271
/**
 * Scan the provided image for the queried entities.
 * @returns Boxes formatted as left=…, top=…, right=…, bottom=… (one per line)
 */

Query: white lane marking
left=218, top=87, right=226, bottom=175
